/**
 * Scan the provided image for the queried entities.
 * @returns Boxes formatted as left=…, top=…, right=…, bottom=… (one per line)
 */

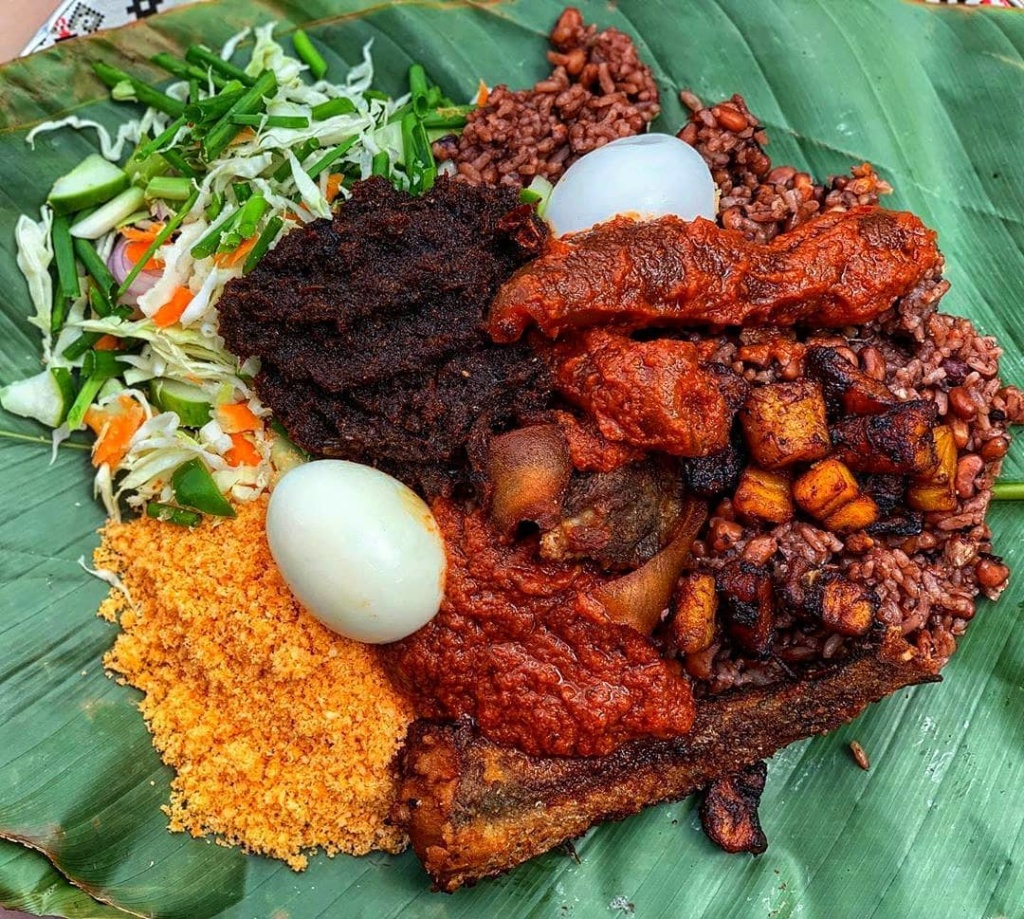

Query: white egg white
left=266, top=460, right=446, bottom=644
left=544, top=133, right=717, bottom=236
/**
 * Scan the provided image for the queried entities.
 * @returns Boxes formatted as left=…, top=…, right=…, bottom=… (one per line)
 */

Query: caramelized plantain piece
left=670, top=572, right=719, bottom=655
left=684, top=426, right=746, bottom=498
left=793, top=458, right=860, bottom=521
left=907, top=424, right=958, bottom=512
left=733, top=466, right=794, bottom=524
left=717, top=561, right=775, bottom=657
left=831, top=401, right=938, bottom=475
left=740, top=381, right=830, bottom=469
left=824, top=494, right=880, bottom=534
left=811, top=572, right=877, bottom=636
left=805, top=345, right=897, bottom=415
left=700, top=761, right=769, bottom=855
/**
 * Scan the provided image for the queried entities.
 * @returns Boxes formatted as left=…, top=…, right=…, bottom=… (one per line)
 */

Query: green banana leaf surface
left=2, top=0, right=1023, bottom=916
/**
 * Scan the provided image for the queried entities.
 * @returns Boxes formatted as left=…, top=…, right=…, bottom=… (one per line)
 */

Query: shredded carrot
left=475, top=79, right=489, bottom=107
left=152, top=287, right=194, bottom=328
left=84, top=395, right=146, bottom=469
left=93, top=334, right=123, bottom=352
left=216, top=402, right=261, bottom=434
left=224, top=432, right=262, bottom=467
left=213, top=235, right=258, bottom=269
left=231, top=127, right=257, bottom=146
left=121, top=224, right=164, bottom=243
left=325, top=173, right=344, bottom=204
left=124, top=238, right=164, bottom=272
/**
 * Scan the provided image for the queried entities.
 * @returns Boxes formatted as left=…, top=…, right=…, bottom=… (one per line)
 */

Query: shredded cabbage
left=10, top=24, right=433, bottom=519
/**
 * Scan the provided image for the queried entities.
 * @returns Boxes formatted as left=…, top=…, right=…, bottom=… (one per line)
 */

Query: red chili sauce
left=382, top=499, right=694, bottom=758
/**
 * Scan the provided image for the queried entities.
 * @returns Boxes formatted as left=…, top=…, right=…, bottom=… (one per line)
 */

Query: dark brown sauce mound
left=217, top=177, right=549, bottom=495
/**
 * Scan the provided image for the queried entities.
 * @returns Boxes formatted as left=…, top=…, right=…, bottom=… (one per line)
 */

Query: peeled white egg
left=266, top=460, right=446, bottom=644
left=544, top=133, right=717, bottom=236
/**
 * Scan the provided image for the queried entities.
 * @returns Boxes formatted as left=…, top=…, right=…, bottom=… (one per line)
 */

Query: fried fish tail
left=394, top=627, right=940, bottom=892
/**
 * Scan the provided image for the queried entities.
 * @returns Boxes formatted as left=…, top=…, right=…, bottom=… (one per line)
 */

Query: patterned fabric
left=22, top=0, right=191, bottom=55
left=22, top=0, right=1024, bottom=56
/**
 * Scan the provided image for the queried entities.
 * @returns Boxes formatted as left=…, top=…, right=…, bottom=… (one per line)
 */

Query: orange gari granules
left=94, top=497, right=415, bottom=869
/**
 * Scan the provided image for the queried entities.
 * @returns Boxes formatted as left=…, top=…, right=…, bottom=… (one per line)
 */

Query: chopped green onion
left=272, top=138, right=320, bottom=182
left=401, top=112, right=437, bottom=193
left=65, top=373, right=109, bottom=431
left=293, top=30, right=328, bottom=81
left=159, top=149, right=199, bottom=179
left=145, top=175, right=194, bottom=202
left=133, top=115, right=186, bottom=161
left=189, top=79, right=201, bottom=105
left=229, top=113, right=310, bottom=129
left=311, top=97, right=356, bottom=120
left=118, top=190, right=199, bottom=297
left=50, top=283, right=69, bottom=337
left=371, top=151, right=390, bottom=177
left=232, top=182, right=252, bottom=203
left=62, top=331, right=103, bottom=362
left=203, top=70, right=278, bottom=161
left=408, top=64, right=430, bottom=118
left=191, top=209, right=240, bottom=260
left=235, top=195, right=269, bottom=240
left=73, top=237, right=118, bottom=300
left=87, top=280, right=114, bottom=320
left=185, top=45, right=255, bottom=87
left=151, top=52, right=229, bottom=91
left=422, top=105, right=473, bottom=129
left=185, top=86, right=245, bottom=124
left=993, top=482, right=1024, bottom=501
left=306, top=136, right=359, bottom=182
left=146, top=501, right=204, bottom=527
left=83, top=350, right=129, bottom=380
left=426, top=86, right=444, bottom=108
left=172, top=458, right=236, bottom=517
left=93, top=61, right=185, bottom=118
left=51, top=215, right=80, bottom=302
left=364, top=89, right=390, bottom=102
left=243, top=216, right=284, bottom=274
left=206, top=191, right=225, bottom=222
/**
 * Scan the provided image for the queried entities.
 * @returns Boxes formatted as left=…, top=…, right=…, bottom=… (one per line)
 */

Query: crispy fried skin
left=488, top=206, right=940, bottom=342
left=394, top=628, right=939, bottom=892
left=699, top=761, right=769, bottom=855
left=549, top=330, right=733, bottom=457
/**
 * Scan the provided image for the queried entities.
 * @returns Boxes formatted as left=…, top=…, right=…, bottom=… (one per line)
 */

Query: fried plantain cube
left=793, top=458, right=860, bottom=521
left=733, top=466, right=794, bottom=524
left=717, top=560, right=775, bottom=657
left=805, top=345, right=897, bottom=416
left=739, top=381, right=831, bottom=469
left=818, top=574, right=877, bottom=636
left=670, top=572, right=719, bottom=655
left=824, top=494, right=880, bottom=534
left=906, top=425, right=958, bottom=512
left=831, top=401, right=939, bottom=475
left=700, top=760, right=769, bottom=855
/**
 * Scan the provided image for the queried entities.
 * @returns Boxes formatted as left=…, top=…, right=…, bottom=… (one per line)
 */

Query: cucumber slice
left=269, top=420, right=309, bottom=476
left=0, top=367, right=75, bottom=428
left=172, top=458, right=236, bottom=517
left=70, top=186, right=147, bottom=240
left=519, top=175, right=554, bottom=216
left=47, top=155, right=130, bottom=216
left=150, top=378, right=213, bottom=427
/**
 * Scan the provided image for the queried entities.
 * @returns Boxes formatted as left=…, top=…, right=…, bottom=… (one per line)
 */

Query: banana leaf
left=2, top=1, right=1023, bottom=916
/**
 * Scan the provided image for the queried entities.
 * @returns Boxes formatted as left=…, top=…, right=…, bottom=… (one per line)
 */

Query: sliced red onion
left=107, top=236, right=163, bottom=306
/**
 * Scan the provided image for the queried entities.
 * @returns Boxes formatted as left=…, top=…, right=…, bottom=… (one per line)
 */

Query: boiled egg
left=266, top=460, right=446, bottom=643
left=544, top=133, right=717, bottom=236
